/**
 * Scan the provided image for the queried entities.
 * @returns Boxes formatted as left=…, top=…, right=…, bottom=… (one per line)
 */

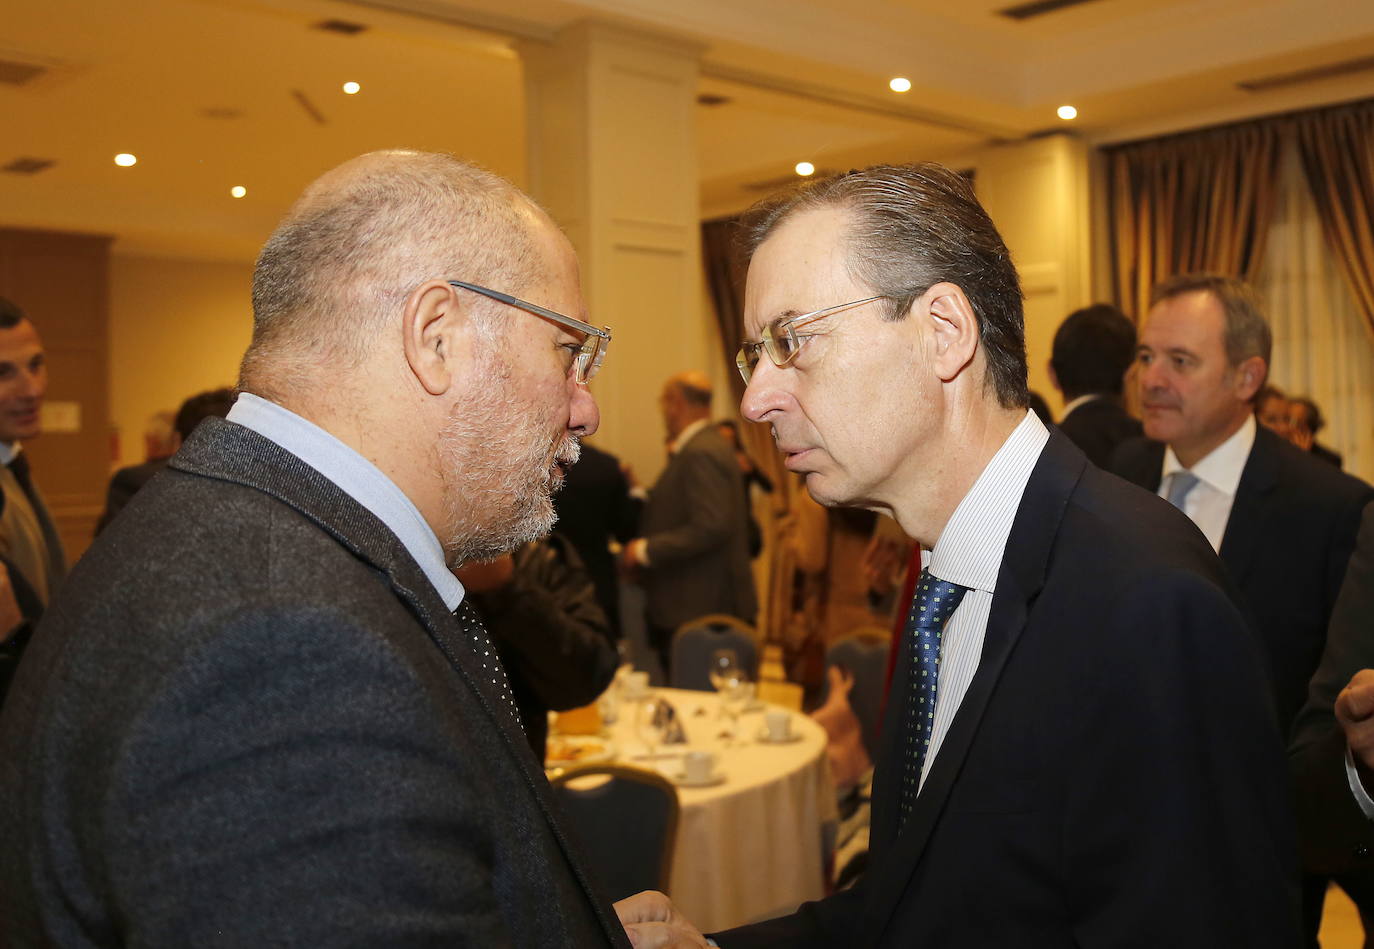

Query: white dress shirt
left=227, top=392, right=465, bottom=611
left=1158, top=414, right=1256, bottom=553
left=918, top=409, right=1050, bottom=791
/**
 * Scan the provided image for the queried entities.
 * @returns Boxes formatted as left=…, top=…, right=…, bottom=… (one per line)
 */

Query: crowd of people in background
left=0, top=153, right=1371, bottom=948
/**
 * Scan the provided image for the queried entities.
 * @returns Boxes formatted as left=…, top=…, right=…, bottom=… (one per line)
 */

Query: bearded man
left=0, top=151, right=672, bottom=947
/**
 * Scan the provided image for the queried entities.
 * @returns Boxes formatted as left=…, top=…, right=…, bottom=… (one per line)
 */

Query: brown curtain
left=1295, top=101, right=1374, bottom=345
left=701, top=217, right=808, bottom=647
left=1106, top=122, right=1282, bottom=321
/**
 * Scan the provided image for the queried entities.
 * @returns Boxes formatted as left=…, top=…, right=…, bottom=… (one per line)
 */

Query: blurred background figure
left=1289, top=395, right=1344, bottom=469
left=96, top=387, right=236, bottom=534
left=1048, top=302, right=1141, bottom=468
left=1255, top=384, right=1292, bottom=440
left=1026, top=391, right=1054, bottom=427
left=550, top=439, right=641, bottom=641
left=716, top=419, right=773, bottom=559
left=457, top=535, right=618, bottom=759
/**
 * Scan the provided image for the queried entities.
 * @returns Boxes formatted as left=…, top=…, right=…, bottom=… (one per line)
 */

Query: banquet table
left=557, top=686, right=836, bottom=933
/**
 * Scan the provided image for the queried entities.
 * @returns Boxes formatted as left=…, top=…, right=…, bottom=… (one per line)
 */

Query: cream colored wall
left=108, top=254, right=253, bottom=469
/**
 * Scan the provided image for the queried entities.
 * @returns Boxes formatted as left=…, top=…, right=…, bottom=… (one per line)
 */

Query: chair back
left=670, top=614, right=759, bottom=691
left=823, top=629, right=891, bottom=757
left=549, top=763, right=679, bottom=902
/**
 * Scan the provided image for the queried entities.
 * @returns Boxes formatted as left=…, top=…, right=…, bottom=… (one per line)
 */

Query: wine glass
left=709, top=649, right=748, bottom=742
left=636, top=697, right=668, bottom=760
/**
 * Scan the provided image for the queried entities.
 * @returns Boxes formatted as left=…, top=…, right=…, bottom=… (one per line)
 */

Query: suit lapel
left=1218, top=428, right=1279, bottom=585
left=173, top=419, right=629, bottom=947
left=859, top=433, right=1084, bottom=946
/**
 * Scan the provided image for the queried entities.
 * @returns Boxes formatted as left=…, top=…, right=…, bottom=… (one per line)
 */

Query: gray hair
left=1150, top=273, right=1272, bottom=369
left=242, top=151, right=543, bottom=393
left=737, top=163, right=1027, bottom=409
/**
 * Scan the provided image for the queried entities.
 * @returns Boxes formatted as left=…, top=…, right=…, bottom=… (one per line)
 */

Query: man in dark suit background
left=1289, top=395, right=1344, bottom=469
left=0, top=151, right=682, bottom=947
left=1292, top=502, right=1374, bottom=936
left=1110, top=273, right=1372, bottom=942
left=551, top=440, right=641, bottom=640
left=1047, top=302, right=1142, bottom=468
left=624, top=371, right=756, bottom=678
left=621, top=165, right=1297, bottom=946
left=95, top=386, right=236, bottom=533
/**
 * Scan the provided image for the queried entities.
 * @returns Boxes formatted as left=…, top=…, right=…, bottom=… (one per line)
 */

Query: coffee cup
left=623, top=670, right=650, bottom=700
left=765, top=710, right=792, bottom=742
left=683, top=750, right=717, bottom=784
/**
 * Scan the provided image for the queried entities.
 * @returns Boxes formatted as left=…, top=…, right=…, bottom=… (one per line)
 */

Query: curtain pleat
left=1295, top=102, right=1374, bottom=346
left=1106, top=123, right=1281, bottom=320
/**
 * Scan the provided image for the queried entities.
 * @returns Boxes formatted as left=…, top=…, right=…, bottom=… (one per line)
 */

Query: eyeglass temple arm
left=447, top=280, right=609, bottom=339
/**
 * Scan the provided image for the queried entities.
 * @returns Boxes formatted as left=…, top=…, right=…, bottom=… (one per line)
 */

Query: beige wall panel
left=108, top=255, right=253, bottom=470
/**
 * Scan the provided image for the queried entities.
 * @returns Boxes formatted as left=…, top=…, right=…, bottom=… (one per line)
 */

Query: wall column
left=519, top=22, right=708, bottom=483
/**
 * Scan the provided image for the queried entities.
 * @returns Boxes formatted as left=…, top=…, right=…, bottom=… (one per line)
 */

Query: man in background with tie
left=1110, top=273, right=1372, bottom=942
left=0, top=297, right=64, bottom=608
left=621, top=164, right=1298, bottom=946
left=0, top=151, right=673, bottom=947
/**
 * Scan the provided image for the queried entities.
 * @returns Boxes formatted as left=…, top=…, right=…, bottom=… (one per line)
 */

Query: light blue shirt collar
left=226, top=392, right=465, bottom=611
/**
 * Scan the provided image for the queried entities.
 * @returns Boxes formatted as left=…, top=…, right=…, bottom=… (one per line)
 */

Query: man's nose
left=569, top=381, right=599, bottom=436
left=740, top=359, right=787, bottom=424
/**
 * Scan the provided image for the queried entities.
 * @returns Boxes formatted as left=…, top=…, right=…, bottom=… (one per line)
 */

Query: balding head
left=241, top=150, right=547, bottom=397
left=660, top=370, right=713, bottom=440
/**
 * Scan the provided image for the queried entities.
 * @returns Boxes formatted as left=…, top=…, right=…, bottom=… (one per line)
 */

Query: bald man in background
left=625, top=371, right=756, bottom=676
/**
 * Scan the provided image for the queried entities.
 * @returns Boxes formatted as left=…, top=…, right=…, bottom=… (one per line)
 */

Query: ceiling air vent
left=697, top=94, right=731, bottom=107
left=1238, top=55, right=1374, bottom=92
left=313, top=18, right=368, bottom=35
left=998, top=0, right=1107, bottom=21
left=199, top=107, right=244, bottom=120
left=3, top=157, right=56, bottom=175
left=0, top=58, right=47, bottom=86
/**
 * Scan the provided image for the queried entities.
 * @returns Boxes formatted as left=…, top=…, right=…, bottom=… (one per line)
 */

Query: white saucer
left=756, top=729, right=803, bottom=744
left=671, top=770, right=727, bottom=788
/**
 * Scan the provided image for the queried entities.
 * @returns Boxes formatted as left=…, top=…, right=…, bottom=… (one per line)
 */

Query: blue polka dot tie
left=898, top=568, right=968, bottom=828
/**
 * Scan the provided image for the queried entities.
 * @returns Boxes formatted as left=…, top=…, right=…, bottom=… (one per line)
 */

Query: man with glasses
left=622, top=163, right=1298, bottom=946
left=0, top=150, right=688, bottom=947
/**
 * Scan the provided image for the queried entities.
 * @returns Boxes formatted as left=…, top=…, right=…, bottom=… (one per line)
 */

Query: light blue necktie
left=898, top=568, right=968, bottom=827
left=1166, top=470, right=1199, bottom=511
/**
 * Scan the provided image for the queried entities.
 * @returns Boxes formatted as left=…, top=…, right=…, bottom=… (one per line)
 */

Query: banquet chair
left=822, top=628, right=891, bottom=758
left=548, top=763, right=680, bottom=902
left=669, top=614, right=759, bottom=691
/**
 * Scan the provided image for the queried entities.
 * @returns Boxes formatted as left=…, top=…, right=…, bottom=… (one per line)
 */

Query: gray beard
left=436, top=374, right=581, bottom=567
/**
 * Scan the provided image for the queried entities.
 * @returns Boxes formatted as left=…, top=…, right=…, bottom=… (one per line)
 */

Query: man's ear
left=1233, top=355, right=1267, bottom=403
left=402, top=280, right=464, bottom=396
left=924, top=282, right=980, bottom=384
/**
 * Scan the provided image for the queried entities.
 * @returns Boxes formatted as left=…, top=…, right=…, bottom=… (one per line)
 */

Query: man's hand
left=1336, top=670, right=1374, bottom=777
left=614, top=890, right=710, bottom=948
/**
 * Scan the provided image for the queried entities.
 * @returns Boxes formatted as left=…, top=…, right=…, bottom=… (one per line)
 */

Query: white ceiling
left=4, top=0, right=1374, bottom=260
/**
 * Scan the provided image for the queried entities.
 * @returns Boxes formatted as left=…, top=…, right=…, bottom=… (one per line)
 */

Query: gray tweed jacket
left=0, top=417, right=630, bottom=948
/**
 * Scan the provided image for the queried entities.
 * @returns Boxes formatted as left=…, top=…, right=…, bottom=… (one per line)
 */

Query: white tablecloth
left=599, top=687, right=836, bottom=932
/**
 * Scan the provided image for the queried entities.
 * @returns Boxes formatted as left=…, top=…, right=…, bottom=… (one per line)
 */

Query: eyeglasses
left=448, top=279, right=611, bottom=384
left=735, top=295, right=884, bottom=384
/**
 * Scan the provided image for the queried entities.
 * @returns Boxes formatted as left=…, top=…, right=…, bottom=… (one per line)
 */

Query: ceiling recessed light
left=114, top=153, right=137, bottom=167
left=1057, top=105, right=1078, bottom=120
left=230, top=186, right=247, bottom=199
left=795, top=161, right=815, bottom=177
left=889, top=77, right=912, bottom=93
left=342, top=81, right=361, bottom=95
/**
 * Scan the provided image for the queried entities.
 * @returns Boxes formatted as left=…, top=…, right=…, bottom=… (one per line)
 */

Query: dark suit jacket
left=0, top=418, right=629, bottom=948
left=551, top=443, right=641, bottom=638
left=94, top=457, right=169, bottom=535
left=1290, top=501, right=1374, bottom=876
left=718, top=432, right=1298, bottom=947
left=1056, top=395, right=1142, bottom=469
left=641, top=425, right=756, bottom=631
left=1112, top=426, right=1374, bottom=732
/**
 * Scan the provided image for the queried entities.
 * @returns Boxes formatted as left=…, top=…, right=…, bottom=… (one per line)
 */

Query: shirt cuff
left=631, top=538, right=651, bottom=567
left=1344, top=744, right=1374, bottom=820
